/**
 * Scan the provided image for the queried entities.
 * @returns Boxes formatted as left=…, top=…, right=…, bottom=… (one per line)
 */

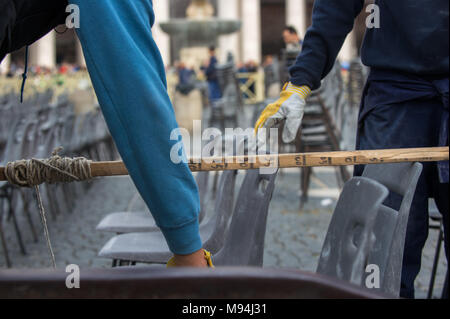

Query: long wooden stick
left=0, top=147, right=448, bottom=181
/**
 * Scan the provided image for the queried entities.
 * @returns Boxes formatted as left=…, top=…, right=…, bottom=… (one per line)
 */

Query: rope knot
left=4, top=147, right=92, bottom=187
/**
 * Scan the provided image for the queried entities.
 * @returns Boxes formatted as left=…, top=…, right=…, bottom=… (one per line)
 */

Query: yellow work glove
left=255, top=82, right=311, bottom=143
left=166, top=249, right=215, bottom=268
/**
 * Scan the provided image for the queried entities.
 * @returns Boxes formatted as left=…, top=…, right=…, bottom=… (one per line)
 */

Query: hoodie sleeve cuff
left=285, top=83, right=312, bottom=99
left=160, top=219, right=203, bottom=256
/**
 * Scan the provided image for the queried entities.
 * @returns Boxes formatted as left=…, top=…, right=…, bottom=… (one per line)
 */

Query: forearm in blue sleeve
left=289, top=0, right=365, bottom=90
left=69, top=0, right=202, bottom=255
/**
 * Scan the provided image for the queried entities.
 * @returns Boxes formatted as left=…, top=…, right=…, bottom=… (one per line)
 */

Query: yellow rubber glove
left=166, top=249, right=215, bottom=268
left=255, top=82, right=311, bottom=143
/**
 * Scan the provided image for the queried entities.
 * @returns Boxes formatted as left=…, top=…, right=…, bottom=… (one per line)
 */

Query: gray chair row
left=98, top=161, right=421, bottom=297
left=0, top=91, right=117, bottom=268
left=99, top=169, right=238, bottom=265
left=98, top=168, right=279, bottom=267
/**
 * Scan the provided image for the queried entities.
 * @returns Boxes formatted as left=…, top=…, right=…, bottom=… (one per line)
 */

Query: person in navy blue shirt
left=176, top=62, right=196, bottom=96
left=203, top=46, right=222, bottom=103
left=256, top=0, right=449, bottom=298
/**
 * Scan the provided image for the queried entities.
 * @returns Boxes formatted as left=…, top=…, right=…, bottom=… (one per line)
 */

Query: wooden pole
left=0, top=147, right=448, bottom=181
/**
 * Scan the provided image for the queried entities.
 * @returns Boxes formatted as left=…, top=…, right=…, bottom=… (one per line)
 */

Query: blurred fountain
left=160, top=0, right=242, bottom=133
left=160, top=0, right=241, bottom=69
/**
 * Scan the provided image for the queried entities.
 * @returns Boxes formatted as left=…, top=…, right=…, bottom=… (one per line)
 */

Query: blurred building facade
left=1, top=0, right=373, bottom=74
left=155, top=0, right=372, bottom=66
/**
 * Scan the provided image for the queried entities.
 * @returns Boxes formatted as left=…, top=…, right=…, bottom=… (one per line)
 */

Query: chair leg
left=0, top=221, right=12, bottom=268
left=339, top=165, right=351, bottom=183
left=428, top=222, right=444, bottom=299
left=59, top=184, right=74, bottom=214
left=334, top=166, right=348, bottom=189
left=300, top=167, right=312, bottom=210
left=45, top=185, right=59, bottom=220
left=7, top=192, right=27, bottom=255
left=19, top=189, right=38, bottom=243
left=212, top=172, right=219, bottom=196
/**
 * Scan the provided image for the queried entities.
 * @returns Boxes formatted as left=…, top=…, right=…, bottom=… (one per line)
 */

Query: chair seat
left=98, top=232, right=172, bottom=264
left=99, top=220, right=216, bottom=264
left=96, top=212, right=157, bottom=233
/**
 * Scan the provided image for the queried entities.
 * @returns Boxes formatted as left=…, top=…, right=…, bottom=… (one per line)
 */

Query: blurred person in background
left=202, top=46, right=222, bottom=103
left=282, top=26, right=303, bottom=51
left=263, top=55, right=280, bottom=98
left=176, top=61, right=196, bottom=96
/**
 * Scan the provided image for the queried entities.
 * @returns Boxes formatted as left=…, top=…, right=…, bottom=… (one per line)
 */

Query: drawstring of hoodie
left=20, top=45, right=29, bottom=103
left=19, top=28, right=64, bottom=104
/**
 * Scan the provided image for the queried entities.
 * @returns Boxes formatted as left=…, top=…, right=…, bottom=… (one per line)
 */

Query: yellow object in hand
left=254, top=82, right=311, bottom=143
left=166, top=249, right=215, bottom=268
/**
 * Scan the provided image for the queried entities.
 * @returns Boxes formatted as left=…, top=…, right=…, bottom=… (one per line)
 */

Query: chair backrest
left=195, top=171, right=209, bottom=222
left=202, top=170, right=237, bottom=252
left=316, top=177, right=389, bottom=286
left=366, top=204, right=398, bottom=290
left=213, top=168, right=278, bottom=266
left=0, top=267, right=387, bottom=299
left=363, top=162, right=423, bottom=296
left=363, top=162, right=422, bottom=197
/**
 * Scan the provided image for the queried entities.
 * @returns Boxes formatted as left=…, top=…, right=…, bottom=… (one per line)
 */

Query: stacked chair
left=208, top=62, right=245, bottom=132
left=252, top=61, right=357, bottom=208
left=0, top=90, right=117, bottom=267
left=295, top=61, right=352, bottom=207
left=317, top=162, right=423, bottom=296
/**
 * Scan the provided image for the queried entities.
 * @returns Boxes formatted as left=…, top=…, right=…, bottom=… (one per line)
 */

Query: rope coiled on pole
left=4, top=147, right=92, bottom=187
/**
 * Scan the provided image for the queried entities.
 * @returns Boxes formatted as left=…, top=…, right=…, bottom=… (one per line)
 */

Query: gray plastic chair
left=213, top=169, right=278, bottom=266
left=363, top=162, right=423, bottom=296
left=98, top=170, right=237, bottom=264
left=96, top=172, right=210, bottom=233
left=316, top=177, right=389, bottom=287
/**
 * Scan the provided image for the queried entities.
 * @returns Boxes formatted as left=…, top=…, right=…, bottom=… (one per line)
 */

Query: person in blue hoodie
left=255, top=0, right=449, bottom=298
left=0, top=0, right=212, bottom=267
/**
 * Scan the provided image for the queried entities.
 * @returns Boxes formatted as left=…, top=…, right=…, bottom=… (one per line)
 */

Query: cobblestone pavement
left=0, top=168, right=447, bottom=299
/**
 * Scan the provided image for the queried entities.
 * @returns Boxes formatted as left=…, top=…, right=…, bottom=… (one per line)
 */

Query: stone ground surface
left=0, top=167, right=447, bottom=299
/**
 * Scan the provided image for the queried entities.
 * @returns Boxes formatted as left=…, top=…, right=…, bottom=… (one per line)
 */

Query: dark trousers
left=354, top=71, right=449, bottom=299
left=207, top=80, right=222, bottom=102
